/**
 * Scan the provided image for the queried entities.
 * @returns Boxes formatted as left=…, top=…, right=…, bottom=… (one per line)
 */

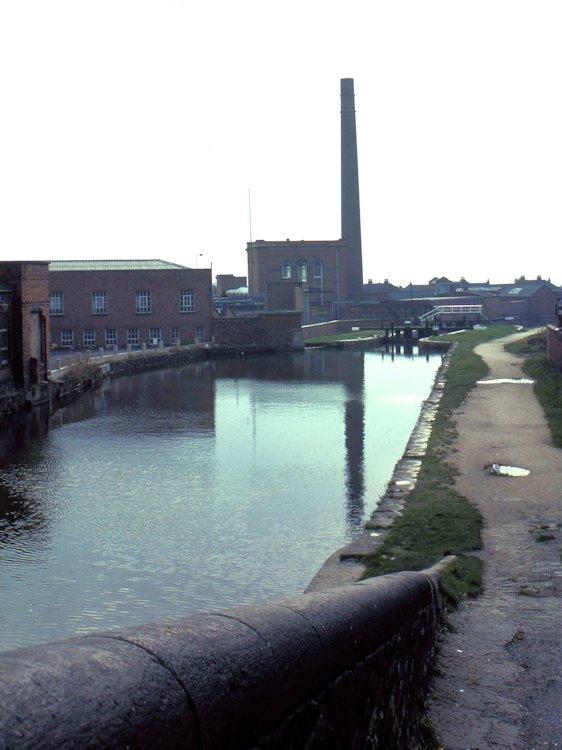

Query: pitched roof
left=497, top=282, right=554, bottom=298
left=49, top=259, right=188, bottom=272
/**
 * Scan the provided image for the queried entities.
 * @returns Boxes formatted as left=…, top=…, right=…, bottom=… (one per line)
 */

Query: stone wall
left=0, top=564, right=448, bottom=749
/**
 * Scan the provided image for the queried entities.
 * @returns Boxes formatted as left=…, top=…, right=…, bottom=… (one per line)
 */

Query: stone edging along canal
left=0, top=343, right=301, bottom=421
left=306, top=339, right=454, bottom=593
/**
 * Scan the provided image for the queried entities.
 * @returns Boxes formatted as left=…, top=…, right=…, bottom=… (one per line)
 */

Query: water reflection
left=343, top=352, right=365, bottom=530
left=0, top=348, right=441, bottom=650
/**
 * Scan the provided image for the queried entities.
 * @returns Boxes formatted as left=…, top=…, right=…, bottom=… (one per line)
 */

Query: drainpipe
left=335, top=245, right=340, bottom=302
left=40, top=311, right=48, bottom=381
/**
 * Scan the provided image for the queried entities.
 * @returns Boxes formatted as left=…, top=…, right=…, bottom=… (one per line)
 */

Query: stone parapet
left=0, top=561, right=450, bottom=749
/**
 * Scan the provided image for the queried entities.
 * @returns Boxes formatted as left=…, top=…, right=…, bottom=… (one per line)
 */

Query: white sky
left=0, top=0, right=561, bottom=287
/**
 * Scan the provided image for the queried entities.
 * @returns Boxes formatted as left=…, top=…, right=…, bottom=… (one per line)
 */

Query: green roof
left=49, top=259, right=188, bottom=272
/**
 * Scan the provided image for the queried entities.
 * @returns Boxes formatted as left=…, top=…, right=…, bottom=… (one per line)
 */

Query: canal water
left=0, top=347, right=441, bottom=651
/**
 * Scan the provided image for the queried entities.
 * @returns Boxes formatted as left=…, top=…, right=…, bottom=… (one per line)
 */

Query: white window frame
left=180, top=290, right=195, bottom=313
left=171, top=326, right=180, bottom=343
left=135, top=290, right=151, bottom=314
left=105, top=328, right=117, bottom=347
left=298, top=261, right=308, bottom=282
left=92, top=290, right=108, bottom=315
left=127, top=328, right=140, bottom=346
left=282, top=261, right=292, bottom=279
left=195, top=326, right=205, bottom=343
left=50, top=292, right=64, bottom=315
left=60, top=329, right=73, bottom=348
left=149, top=327, right=162, bottom=345
left=83, top=329, right=95, bottom=347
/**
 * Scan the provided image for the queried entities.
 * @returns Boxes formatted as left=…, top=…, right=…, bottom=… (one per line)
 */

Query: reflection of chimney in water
left=343, top=351, right=365, bottom=531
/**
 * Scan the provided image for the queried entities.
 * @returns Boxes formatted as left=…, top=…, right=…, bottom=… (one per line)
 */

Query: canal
left=0, top=347, right=441, bottom=651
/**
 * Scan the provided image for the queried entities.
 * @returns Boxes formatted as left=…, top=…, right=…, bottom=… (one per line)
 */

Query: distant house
left=483, top=281, right=560, bottom=322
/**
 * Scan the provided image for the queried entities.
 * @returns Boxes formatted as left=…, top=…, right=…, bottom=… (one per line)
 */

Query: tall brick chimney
left=340, top=78, right=363, bottom=293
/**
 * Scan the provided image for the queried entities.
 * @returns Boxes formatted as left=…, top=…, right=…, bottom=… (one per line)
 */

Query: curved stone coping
left=0, top=562, right=452, bottom=750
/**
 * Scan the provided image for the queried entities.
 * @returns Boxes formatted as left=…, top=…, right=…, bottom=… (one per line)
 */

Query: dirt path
left=428, top=330, right=561, bottom=749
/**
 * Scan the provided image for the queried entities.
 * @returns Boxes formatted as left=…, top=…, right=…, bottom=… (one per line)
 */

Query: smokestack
left=340, top=78, right=363, bottom=293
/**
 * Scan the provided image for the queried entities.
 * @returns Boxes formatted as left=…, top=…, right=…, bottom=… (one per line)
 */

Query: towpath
left=428, top=329, right=561, bottom=749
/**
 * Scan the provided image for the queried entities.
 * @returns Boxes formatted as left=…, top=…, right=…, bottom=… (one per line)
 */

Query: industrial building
left=48, top=260, right=213, bottom=350
left=246, top=79, right=363, bottom=323
left=0, top=261, right=50, bottom=392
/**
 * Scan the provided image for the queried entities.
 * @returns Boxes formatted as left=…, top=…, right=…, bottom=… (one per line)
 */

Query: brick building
left=246, top=240, right=348, bottom=323
left=216, top=274, right=247, bottom=296
left=48, top=260, right=212, bottom=350
left=0, top=261, right=50, bottom=390
left=482, top=282, right=560, bottom=323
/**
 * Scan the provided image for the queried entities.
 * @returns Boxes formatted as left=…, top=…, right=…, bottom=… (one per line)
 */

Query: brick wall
left=546, top=325, right=562, bottom=370
left=49, top=268, right=212, bottom=349
left=212, top=312, right=303, bottom=348
left=0, top=262, right=50, bottom=388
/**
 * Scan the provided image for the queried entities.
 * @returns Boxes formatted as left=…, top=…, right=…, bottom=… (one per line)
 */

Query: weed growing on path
left=506, top=332, right=562, bottom=448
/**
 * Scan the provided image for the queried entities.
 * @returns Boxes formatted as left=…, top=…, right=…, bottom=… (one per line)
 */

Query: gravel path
left=428, top=329, right=561, bottom=749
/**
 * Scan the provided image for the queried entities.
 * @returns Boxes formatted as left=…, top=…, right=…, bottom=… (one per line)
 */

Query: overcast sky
left=0, top=1, right=560, bottom=286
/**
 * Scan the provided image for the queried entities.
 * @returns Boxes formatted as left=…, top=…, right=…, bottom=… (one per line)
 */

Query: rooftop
left=498, top=282, right=556, bottom=298
left=247, top=240, right=345, bottom=248
left=49, top=259, right=189, bottom=272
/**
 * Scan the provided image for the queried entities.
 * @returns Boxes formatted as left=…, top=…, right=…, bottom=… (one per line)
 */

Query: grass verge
left=363, top=324, right=517, bottom=606
left=506, top=331, right=562, bottom=448
left=305, top=329, right=383, bottom=344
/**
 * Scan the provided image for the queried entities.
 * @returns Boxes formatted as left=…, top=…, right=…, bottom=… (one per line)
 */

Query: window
left=50, top=292, right=63, bottom=315
left=180, top=290, right=194, bottom=313
left=127, top=328, right=140, bottom=346
left=298, top=261, right=308, bottom=282
left=195, top=326, right=205, bottom=343
left=171, top=327, right=180, bottom=343
left=149, top=327, right=162, bottom=344
left=105, top=328, right=117, bottom=347
left=282, top=261, right=292, bottom=279
left=136, top=290, right=151, bottom=314
left=312, top=260, right=324, bottom=301
left=92, top=291, right=108, bottom=314
left=83, top=329, right=95, bottom=347
left=61, top=329, right=73, bottom=347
